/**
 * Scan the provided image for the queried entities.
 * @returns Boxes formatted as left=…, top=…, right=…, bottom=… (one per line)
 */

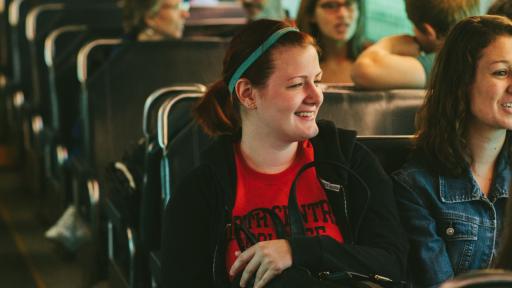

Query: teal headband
left=228, top=27, right=300, bottom=94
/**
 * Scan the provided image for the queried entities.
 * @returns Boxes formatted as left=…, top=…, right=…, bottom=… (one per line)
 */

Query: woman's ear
left=235, top=78, right=257, bottom=110
left=422, top=23, right=438, bottom=41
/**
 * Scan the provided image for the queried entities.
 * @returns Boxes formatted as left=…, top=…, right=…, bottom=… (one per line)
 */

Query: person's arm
left=392, top=170, right=454, bottom=287
left=161, top=166, right=216, bottom=288
left=288, top=142, right=408, bottom=282
left=351, top=35, right=427, bottom=89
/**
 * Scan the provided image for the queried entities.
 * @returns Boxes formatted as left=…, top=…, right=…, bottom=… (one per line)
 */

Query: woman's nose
left=307, top=82, right=323, bottom=104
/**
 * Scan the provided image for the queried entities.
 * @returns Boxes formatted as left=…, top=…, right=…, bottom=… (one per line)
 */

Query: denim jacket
left=392, top=147, right=510, bottom=288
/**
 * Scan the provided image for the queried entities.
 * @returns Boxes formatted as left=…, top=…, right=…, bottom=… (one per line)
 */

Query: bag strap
left=233, top=207, right=287, bottom=251
left=287, top=160, right=371, bottom=239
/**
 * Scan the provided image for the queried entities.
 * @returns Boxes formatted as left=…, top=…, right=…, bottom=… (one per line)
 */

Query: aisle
left=0, top=167, right=83, bottom=288
left=0, top=202, right=36, bottom=287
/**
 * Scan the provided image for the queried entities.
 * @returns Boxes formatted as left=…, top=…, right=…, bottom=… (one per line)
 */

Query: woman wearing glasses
left=296, top=0, right=363, bottom=83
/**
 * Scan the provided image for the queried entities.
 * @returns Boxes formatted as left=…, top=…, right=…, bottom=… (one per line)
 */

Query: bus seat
left=319, top=88, right=426, bottom=136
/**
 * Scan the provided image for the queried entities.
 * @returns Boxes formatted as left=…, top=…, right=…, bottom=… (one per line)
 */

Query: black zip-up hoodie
left=161, top=120, right=408, bottom=287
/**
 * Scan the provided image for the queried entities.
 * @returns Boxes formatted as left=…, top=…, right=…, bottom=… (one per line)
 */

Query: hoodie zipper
left=339, top=184, right=354, bottom=244
left=212, top=241, right=219, bottom=283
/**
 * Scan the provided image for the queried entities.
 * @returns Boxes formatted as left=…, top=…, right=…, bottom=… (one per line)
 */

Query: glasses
left=318, top=1, right=354, bottom=12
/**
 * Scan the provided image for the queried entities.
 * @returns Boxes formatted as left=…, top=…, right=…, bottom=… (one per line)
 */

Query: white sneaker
left=45, top=205, right=91, bottom=252
left=45, top=205, right=76, bottom=239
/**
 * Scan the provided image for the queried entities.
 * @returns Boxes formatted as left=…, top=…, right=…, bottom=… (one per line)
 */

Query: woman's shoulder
left=392, top=150, right=438, bottom=193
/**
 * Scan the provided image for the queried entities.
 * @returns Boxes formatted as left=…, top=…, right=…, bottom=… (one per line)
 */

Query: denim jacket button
left=446, top=227, right=455, bottom=236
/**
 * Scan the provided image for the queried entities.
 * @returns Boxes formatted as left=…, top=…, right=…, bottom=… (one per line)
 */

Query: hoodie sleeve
left=161, top=166, right=217, bottom=288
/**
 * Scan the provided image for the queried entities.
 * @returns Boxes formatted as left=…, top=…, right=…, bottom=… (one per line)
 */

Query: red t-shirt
left=225, top=140, right=344, bottom=274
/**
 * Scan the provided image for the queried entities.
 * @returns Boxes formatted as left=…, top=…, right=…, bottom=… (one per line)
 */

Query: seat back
left=76, top=37, right=122, bottom=161
left=143, top=84, right=207, bottom=140
left=183, top=19, right=245, bottom=38
left=46, top=27, right=122, bottom=142
left=143, top=92, right=212, bottom=287
left=0, top=0, right=11, bottom=74
left=140, top=86, right=206, bottom=240
left=86, top=39, right=226, bottom=175
left=188, top=3, right=245, bottom=20
left=158, top=92, right=213, bottom=206
left=183, top=3, right=246, bottom=38
left=27, top=2, right=122, bottom=111
left=7, top=0, right=31, bottom=85
left=357, top=136, right=415, bottom=175
left=319, top=88, right=425, bottom=135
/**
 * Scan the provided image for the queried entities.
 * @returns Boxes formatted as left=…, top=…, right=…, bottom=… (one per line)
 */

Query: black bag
left=231, top=160, right=404, bottom=288
left=105, top=138, right=146, bottom=229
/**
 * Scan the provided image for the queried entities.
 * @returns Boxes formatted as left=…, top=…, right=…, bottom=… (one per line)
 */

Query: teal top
left=417, top=52, right=436, bottom=83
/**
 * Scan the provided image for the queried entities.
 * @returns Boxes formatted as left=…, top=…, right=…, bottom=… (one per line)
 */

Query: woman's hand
left=229, top=239, right=292, bottom=288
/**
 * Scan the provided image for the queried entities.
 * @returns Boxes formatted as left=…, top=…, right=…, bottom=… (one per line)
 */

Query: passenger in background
left=241, top=0, right=288, bottom=21
left=351, top=0, right=480, bottom=89
left=296, top=0, right=363, bottom=83
left=161, top=19, right=407, bottom=288
left=393, top=15, right=512, bottom=287
left=122, top=0, right=189, bottom=41
left=488, top=0, right=512, bottom=19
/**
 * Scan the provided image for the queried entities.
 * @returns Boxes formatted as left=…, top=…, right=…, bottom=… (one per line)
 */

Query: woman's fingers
left=230, top=240, right=293, bottom=287
left=254, top=268, right=278, bottom=288
left=239, top=250, right=262, bottom=287
left=253, top=258, right=269, bottom=286
left=229, top=247, right=255, bottom=277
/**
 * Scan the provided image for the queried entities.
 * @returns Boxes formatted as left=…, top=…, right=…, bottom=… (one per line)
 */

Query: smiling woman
left=393, top=15, right=512, bottom=288
left=161, top=19, right=407, bottom=288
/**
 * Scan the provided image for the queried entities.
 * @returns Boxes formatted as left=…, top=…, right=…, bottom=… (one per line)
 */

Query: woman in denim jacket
left=393, top=15, right=512, bottom=288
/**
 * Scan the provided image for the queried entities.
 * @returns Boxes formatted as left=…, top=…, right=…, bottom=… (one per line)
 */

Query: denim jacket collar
left=439, top=143, right=510, bottom=203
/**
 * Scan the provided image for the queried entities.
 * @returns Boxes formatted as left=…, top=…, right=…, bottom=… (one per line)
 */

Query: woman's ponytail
left=194, top=80, right=240, bottom=136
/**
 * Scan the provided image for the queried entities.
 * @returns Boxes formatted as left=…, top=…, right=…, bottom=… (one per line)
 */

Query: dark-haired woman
left=161, top=19, right=407, bottom=288
left=296, top=0, right=363, bottom=83
left=393, top=15, right=512, bottom=288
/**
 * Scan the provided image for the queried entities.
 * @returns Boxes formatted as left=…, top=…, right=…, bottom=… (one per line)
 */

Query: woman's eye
left=493, top=70, right=509, bottom=77
left=287, top=82, right=304, bottom=88
left=314, top=80, right=322, bottom=87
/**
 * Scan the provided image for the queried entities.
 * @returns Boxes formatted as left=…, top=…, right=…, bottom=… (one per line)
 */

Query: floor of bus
left=0, top=144, right=108, bottom=288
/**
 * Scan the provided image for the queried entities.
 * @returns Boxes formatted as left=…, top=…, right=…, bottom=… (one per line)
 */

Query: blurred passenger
left=352, top=0, right=480, bottom=89
left=161, top=19, right=407, bottom=288
left=122, top=0, right=190, bottom=41
left=393, top=15, right=512, bottom=287
left=488, top=0, right=512, bottom=20
left=241, top=0, right=287, bottom=21
left=296, top=0, right=362, bottom=83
